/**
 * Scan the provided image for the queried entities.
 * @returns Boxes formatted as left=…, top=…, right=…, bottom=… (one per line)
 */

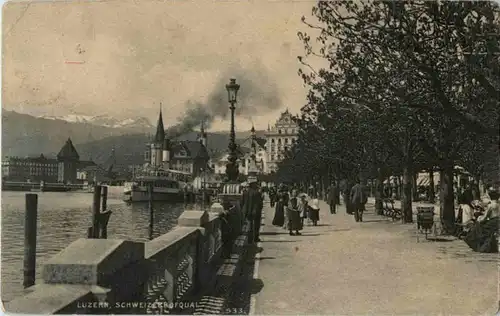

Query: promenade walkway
left=252, top=200, right=498, bottom=315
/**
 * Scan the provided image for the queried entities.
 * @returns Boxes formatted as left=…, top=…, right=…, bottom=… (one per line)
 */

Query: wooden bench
left=388, top=199, right=402, bottom=221
left=382, top=199, right=393, bottom=217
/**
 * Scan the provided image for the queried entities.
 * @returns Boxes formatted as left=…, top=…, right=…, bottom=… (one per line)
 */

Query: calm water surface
left=1, top=189, right=194, bottom=302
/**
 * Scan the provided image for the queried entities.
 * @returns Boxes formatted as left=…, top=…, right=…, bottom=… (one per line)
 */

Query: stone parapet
left=6, top=204, right=246, bottom=315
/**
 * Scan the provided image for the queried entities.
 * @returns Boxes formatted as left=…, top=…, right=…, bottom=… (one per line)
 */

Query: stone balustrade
left=6, top=203, right=247, bottom=315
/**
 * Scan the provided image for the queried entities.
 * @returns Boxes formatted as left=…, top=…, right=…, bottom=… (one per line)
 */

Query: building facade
left=2, top=138, right=85, bottom=183
left=208, top=109, right=298, bottom=175
left=265, top=109, right=299, bottom=173
left=2, top=154, right=58, bottom=182
left=144, top=110, right=210, bottom=178
left=210, top=126, right=267, bottom=176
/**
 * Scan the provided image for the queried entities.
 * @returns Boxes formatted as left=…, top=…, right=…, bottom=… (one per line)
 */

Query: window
left=285, top=138, right=289, bottom=144
left=278, top=139, right=282, bottom=144
left=271, top=139, right=275, bottom=143
left=278, top=130, right=282, bottom=134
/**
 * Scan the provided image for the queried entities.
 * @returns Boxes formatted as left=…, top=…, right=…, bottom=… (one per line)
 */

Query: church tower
left=57, top=138, right=80, bottom=183
left=150, top=106, right=165, bottom=167
left=197, top=121, right=207, bottom=147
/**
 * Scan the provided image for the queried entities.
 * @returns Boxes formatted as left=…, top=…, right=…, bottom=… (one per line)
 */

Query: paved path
left=252, top=200, right=498, bottom=315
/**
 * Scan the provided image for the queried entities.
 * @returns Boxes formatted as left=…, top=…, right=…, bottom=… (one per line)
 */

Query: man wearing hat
left=241, top=175, right=263, bottom=244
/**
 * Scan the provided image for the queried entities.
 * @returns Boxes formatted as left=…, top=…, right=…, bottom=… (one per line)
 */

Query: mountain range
left=2, top=110, right=266, bottom=166
left=38, top=114, right=155, bottom=130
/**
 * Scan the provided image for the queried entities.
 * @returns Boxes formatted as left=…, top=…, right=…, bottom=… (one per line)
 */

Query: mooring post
left=91, top=185, right=102, bottom=238
left=101, top=186, right=108, bottom=212
left=23, top=193, right=38, bottom=288
left=148, top=183, right=154, bottom=240
left=100, top=185, right=109, bottom=239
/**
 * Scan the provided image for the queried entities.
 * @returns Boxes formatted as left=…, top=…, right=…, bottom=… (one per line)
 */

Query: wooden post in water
left=100, top=186, right=109, bottom=239
left=148, top=183, right=154, bottom=240
left=90, top=185, right=102, bottom=238
left=23, top=193, right=38, bottom=288
left=101, top=186, right=108, bottom=212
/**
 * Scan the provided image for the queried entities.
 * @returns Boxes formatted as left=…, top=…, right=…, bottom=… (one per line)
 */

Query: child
left=309, top=199, right=320, bottom=226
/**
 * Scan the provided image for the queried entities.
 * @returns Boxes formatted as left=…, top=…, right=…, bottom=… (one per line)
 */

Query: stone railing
left=6, top=204, right=248, bottom=315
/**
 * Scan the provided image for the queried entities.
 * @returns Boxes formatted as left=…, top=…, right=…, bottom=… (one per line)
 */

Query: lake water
left=1, top=189, right=195, bottom=303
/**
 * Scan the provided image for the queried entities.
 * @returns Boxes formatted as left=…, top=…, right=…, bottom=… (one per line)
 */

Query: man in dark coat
left=328, top=183, right=339, bottom=214
left=350, top=178, right=369, bottom=222
left=240, top=176, right=264, bottom=244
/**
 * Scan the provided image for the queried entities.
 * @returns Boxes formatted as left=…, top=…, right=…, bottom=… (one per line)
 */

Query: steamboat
left=123, top=168, right=193, bottom=203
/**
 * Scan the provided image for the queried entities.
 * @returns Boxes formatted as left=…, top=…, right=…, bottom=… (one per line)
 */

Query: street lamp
left=225, top=78, right=240, bottom=182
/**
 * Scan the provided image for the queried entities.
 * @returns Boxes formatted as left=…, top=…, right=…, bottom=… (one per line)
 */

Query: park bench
left=382, top=198, right=402, bottom=221
left=382, top=199, right=392, bottom=217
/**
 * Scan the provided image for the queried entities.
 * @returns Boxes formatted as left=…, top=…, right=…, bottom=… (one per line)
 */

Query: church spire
left=200, top=120, right=207, bottom=137
left=154, top=103, right=165, bottom=143
left=198, top=120, right=207, bottom=147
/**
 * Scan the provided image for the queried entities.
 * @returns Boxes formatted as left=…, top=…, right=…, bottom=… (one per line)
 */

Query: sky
left=1, top=0, right=317, bottom=131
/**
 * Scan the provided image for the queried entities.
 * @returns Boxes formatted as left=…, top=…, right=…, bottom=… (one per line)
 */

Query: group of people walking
left=267, top=178, right=370, bottom=235
left=327, top=179, right=369, bottom=222
left=270, top=186, right=321, bottom=236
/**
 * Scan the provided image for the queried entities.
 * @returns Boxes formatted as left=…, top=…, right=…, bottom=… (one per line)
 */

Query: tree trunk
left=399, top=176, right=404, bottom=200
left=440, top=164, right=456, bottom=235
left=375, top=169, right=385, bottom=215
left=472, top=174, right=481, bottom=200
left=429, top=169, right=435, bottom=203
left=394, top=176, right=401, bottom=200
left=402, top=164, right=413, bottom=223
left=412, top=171, right=419, bottom=201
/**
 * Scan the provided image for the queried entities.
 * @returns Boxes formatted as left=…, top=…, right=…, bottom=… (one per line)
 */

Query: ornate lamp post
left=225, top=78, right=240, bottom=182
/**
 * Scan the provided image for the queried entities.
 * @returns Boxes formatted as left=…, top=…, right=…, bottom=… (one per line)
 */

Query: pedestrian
left=272, top=186, right=286, bottom=227
left=281, top=185, right=290, bottom=230
left=344, top=179, right=355, bottom=215
left=287, top=189, right=303, bottom=235
left=240, top=176, right=264, bottom=244
left=298, top=193, right=309, bottom=225
left=350, top=177, right=369, bottom=222
left=327, top=183, right=339, bottom=214
left=269, top=186, right=277, bottom=207
left=308, top=198, right=320, bottom=226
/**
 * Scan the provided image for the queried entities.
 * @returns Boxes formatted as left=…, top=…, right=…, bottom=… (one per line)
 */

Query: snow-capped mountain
left=39, top=114, right=155, bottom=129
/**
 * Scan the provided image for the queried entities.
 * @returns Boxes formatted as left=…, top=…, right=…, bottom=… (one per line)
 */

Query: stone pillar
left=178, top=209, right=210, bottom=291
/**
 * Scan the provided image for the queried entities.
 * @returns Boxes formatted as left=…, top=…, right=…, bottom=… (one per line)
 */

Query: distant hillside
left=74, top=130, right=268, bottom=166
left=2, top=110, right=154, bottom=157
left=1, top=110, right=268, bottom=163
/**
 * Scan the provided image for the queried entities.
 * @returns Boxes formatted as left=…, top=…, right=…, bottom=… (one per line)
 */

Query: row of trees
left=276, top=1, right=499, bottom=233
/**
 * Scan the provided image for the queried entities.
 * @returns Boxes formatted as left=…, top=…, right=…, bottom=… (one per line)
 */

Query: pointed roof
left=57, top=138, right=80, bottom=161
left=154, top=106, right=165, bottom=143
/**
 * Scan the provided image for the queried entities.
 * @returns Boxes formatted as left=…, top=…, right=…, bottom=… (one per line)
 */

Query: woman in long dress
left=272, top=189, right=286, bottom=227
left=287, top=190, right=303, bottom=235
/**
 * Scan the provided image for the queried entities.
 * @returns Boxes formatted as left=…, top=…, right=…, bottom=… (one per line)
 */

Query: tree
left=295, top=1, right=500, bottom=232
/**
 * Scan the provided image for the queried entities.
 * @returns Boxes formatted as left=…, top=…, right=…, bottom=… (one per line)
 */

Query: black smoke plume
left=166, top=64, right=282, bottom=138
